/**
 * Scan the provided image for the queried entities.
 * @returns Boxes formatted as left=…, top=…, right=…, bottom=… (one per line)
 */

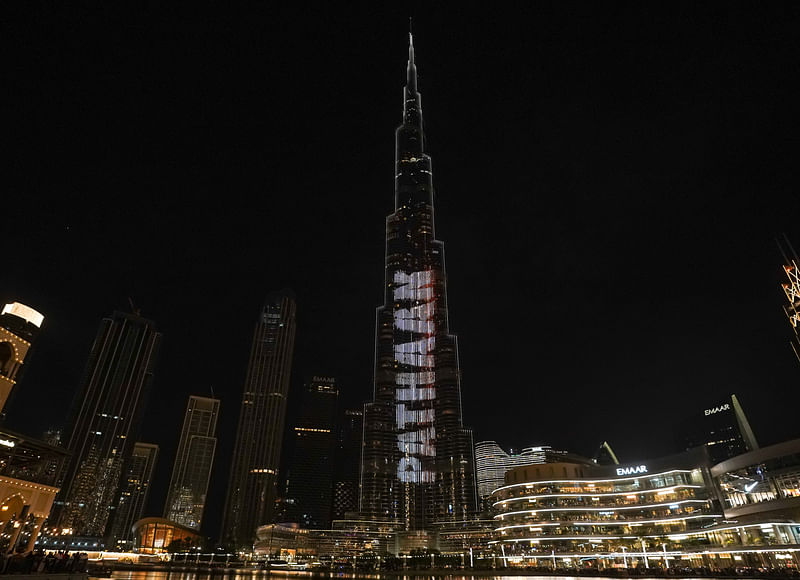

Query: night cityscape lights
left=490, top=449, right=800, bottom=569
left=2, top=16, right=800, bottom=576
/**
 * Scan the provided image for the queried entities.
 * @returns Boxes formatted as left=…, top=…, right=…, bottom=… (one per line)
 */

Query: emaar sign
left=616, top=465, right=648, bottom=476
left=705, top=403, right=731, bottom=416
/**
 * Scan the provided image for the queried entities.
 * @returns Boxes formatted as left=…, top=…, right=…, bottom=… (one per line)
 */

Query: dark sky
left=4, top=5, right=800, bottom=540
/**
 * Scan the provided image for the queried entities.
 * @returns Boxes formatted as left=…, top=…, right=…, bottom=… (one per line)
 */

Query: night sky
left=5, top=5, right=800, bottom=540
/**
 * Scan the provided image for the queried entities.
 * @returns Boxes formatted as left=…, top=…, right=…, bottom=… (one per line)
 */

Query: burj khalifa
left=360, top=34, right=477, bottom=533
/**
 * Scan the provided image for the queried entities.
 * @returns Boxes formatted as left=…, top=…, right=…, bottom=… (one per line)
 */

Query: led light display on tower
left=393, top=270, right=437, bottom=484
left=360, top=34, right=477, bottom=531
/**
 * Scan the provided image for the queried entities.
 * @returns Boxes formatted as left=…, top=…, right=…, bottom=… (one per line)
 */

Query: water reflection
left=109, top=573, right=740, bottom=580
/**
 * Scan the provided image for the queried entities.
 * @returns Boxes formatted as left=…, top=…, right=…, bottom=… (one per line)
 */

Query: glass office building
left=58, top=310, right=161, bottom=538
left=221, top=291, right=297, bottom=550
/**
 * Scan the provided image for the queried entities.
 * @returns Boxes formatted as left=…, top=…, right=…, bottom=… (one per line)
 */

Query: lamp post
left=641, top=540, right=649, bottom=568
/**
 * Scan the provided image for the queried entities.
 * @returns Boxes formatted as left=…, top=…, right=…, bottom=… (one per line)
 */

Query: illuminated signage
left=1, top=302, right=44, bottom=328
left=0, top=439, right=15, bottom=448
left=704, top=403, right=731, bottom=416
left=393, top=270, right=436, bottom=484
left=616, top=465, right=647, bottom=476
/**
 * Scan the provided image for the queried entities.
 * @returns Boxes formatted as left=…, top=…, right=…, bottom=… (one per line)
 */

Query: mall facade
left=490, top=444, right=800, bottom=570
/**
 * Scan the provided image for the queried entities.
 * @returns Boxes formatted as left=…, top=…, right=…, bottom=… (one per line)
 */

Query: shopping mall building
left=490, top=443, right=800, bottom=570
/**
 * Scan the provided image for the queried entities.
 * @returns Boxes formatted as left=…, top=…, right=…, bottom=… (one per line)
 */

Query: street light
left=641, top=540, right=649, bottom=568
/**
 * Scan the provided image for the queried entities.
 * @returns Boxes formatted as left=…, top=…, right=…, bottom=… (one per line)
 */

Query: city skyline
left=5, top=6, right=800, bottom=539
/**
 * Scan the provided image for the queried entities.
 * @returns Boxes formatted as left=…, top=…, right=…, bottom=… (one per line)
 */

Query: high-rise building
left=678, top=394, right=759, bottom=464
left=108, top=442, right=159, bottom=549
left=360, top=35, right=477, bottom=533
left=0, top=302, right=44, bottom=414
left=475, top=442, right=567, bottom=508
left=332, top=409, right=363, bottom=521
left=164, top=395, right=220, bottom=530
left=284, top=376, right=338, bottom=528
left=221, top=291, right=297, bottom=550
left=57, top=310, right=161, bottom=538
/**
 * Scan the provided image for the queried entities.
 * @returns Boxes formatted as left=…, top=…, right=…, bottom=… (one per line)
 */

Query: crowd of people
left=0, top=550, right=88, bottom=574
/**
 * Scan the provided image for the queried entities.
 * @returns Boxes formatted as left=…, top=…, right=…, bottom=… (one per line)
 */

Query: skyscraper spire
left=406, top=30, right=418, bottom=97
left=397, top=32, right=427, bottom=208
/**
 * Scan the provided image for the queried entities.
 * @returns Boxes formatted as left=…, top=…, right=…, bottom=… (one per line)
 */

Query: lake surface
left=108, top=572, right=766, bottom=580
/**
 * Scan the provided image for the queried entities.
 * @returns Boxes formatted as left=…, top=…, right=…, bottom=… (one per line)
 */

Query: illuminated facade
left=0, top=302, right=44, bottom=414
left=255, top=520, right=396, bottom=558
left=132, top=517, right=202, bottom=554
left=0, top=427, right=66, bottom=554
left=109, top=442, right=158, bottom=548
left=433, top=518, right=496, bottom=554
left=475, top=442, right=565, bottom=507
left=491, top=447, right=800, bottom=570
left=221, top=290, right=297, bottom=550
left=360, top=34, right=476, bottom=532
left=712, top=438, right=800, bottom=521
left=492, top=450, right=720, bottom=563
left=492, top=451, right=721, bottom=567
left=57, top=310, right=161, bottom=538
left=164, top=395, right=219, bottom=529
